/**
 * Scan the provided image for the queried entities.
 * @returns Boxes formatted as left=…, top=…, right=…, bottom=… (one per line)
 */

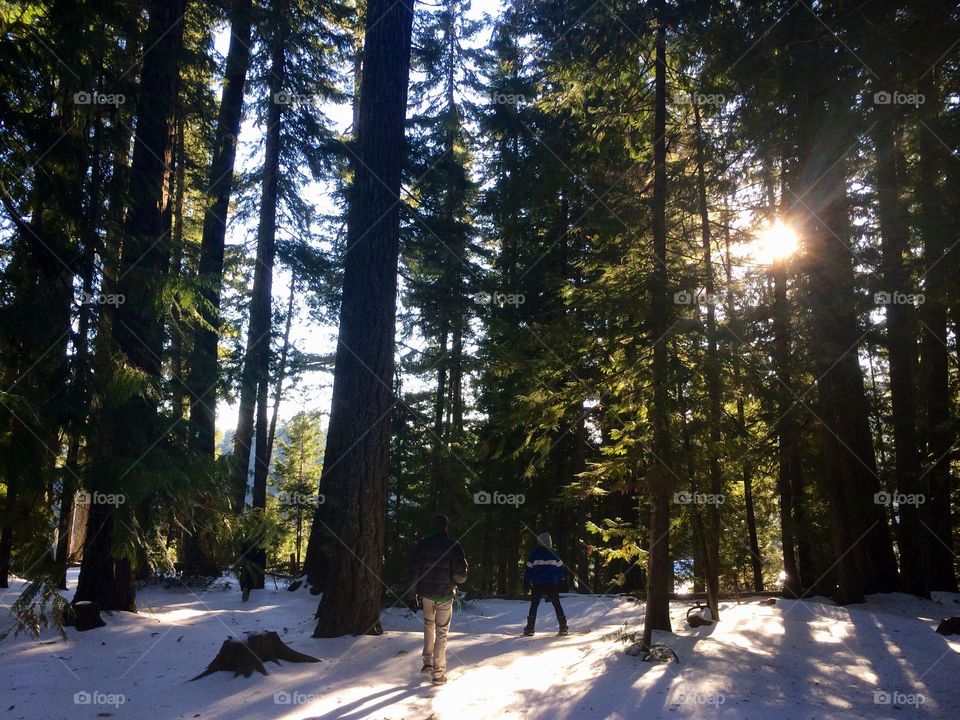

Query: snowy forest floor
left=2, top=570, right=959, bottom=719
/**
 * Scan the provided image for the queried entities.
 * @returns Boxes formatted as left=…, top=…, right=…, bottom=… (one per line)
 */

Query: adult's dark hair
left=433, top=513, right=449, bottom=532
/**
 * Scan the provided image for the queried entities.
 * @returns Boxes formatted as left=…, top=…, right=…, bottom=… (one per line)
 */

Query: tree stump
left=686, top=605, right=714, bottom=628
left=65, top=601, right=106, bottom=631
left=935, top=617, right=960, bottom=636
left=191, top=631, right=321, bottom=680
left=246, top=631, right=321, bottom=664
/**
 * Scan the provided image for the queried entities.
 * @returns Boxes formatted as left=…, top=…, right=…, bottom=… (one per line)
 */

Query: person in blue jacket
left=523, top=532, right=568, bottom=636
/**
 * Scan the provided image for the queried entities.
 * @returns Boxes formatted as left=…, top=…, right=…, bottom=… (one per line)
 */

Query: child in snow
left=404, top=514, right=468, bottom=685
left=523, top=532, right=568, bottom=636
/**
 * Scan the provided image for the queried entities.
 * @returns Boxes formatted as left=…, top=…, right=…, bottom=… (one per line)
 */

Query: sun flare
left=754, top=220, right=799, bottom=264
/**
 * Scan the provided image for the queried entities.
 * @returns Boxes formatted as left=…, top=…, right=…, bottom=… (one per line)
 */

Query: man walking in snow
left=523, top=532, right=568, bottom=636
left=405, top=514, right=468, bottom=685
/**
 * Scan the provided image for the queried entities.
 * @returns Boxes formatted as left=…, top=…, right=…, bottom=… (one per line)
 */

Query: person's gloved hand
left=523, top=582, right=531, bottom=595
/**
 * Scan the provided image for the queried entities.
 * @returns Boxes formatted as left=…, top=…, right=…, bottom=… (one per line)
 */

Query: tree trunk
left=429, top=318, right=449, bottom=513
left=916, top=68, right=957, bottom=592
left=232, top=2, right=285, bottom=515
left=642, top=1, right=673, bottom=649
left=692, top=97, right=721, bottom=619
left=266, top=275, right=297, bottom=464
left=772, top=259, right=801, bottom=597
left=169, top=114, right=187, bottom=423
left=304, top=0, right=414, bottom=637
left=795, top=93, right=898, bottom=603
left=188, top=0, right=254, bottom=458
left=75, top=0, right=186, bottom=612
left=872, top=97, right=927, bottom=597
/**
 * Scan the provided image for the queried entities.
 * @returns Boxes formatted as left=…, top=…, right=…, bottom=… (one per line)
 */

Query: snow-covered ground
left=1, top=570, right=958, bottom=719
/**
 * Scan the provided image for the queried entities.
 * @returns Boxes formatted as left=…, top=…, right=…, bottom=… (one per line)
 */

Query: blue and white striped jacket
left=524, top=545, right=565, bottom=585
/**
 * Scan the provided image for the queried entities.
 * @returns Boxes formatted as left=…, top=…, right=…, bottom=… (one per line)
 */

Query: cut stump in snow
left=246, top=631, right=322, bottom=664
left=686, top=605, right=714, bottom=627
left=191, top=631, right=321, bottom=680
left=65, top=601, right=105, bottom=632
left=935, top=617, right=960, bottom=636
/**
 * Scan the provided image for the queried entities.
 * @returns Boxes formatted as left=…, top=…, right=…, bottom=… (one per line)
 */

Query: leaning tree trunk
left=75, top=0, right=186, bottom=612
left=303, top=0, right=415, bottom=637
left=642, top=1, right=673, bottom=650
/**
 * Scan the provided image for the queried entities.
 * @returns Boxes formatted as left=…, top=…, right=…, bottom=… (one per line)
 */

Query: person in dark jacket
left=523, top=532, right=567, bottom=636
left=405, top=514, right=468, bottom=685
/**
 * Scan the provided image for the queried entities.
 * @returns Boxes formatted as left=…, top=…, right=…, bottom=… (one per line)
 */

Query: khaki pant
left=421, top=598, right=453, bottom=676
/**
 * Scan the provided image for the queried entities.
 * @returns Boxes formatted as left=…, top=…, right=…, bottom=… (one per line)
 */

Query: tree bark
left=304, top=0, right=415, bottom=637
left=75, top=0, right=186, bottom=612
left=232, top=1, right=285, bottom=516
left=692, top=97, right=721, bottom=619
left=916, top=68, right=957, bottom=592
left=795, top=88, right=898, bottom=603
left=187, top=0, right=254, bottom=458
left=642, top=0, right=673, bottom=649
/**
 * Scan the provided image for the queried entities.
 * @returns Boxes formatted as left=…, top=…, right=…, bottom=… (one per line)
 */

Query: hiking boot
left=524, top=616, right=535, bottom=636
left=432, top=673, right=447, bottom=685
left=523, top=628, right=535, bottom=636
left=558, top=627, right=569, bottom=636
left=420, top=662, right=433, bottom=673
